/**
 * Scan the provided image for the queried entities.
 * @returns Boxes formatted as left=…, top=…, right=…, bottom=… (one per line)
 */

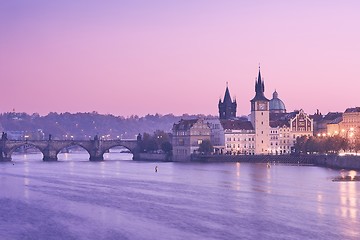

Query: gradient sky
left=1, top=0, right=360, bottom=117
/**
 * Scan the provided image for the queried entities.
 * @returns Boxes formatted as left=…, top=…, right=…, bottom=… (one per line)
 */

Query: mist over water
left=1, top=153, right=359, bottom=240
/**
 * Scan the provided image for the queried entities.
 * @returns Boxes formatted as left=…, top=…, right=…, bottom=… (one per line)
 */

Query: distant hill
left=0, top=112, right=216, bottom=140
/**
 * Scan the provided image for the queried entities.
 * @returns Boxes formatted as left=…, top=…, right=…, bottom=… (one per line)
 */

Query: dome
left=269, top=90, right=286, bottom=113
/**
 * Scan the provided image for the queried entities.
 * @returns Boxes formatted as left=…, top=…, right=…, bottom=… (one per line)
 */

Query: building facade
left=326, top=107, right=360, bottom=140
left=269, top=122, right=292, bottom=155
left=206, top=118, right=225, bottom=154
left=270, top=110, right=314, bottom=154
left=172, top=66, right=314, bottom=157
left=222, top=119, right=255, bottom=155
left=172, top=119, right=211, bottom=161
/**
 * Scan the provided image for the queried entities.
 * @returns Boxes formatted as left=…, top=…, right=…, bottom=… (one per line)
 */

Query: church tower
left=250, top=67, right=270, bottom=154
left=218, top=83, right=237, bottom=119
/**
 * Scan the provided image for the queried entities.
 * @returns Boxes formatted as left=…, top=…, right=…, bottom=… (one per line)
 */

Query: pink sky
left=1, top=1, right=359, bottom=117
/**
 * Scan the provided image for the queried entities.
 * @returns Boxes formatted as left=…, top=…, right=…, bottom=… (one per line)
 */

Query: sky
left=1, top=0, right=360, bottom=117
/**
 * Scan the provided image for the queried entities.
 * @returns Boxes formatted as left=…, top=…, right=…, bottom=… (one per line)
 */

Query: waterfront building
left=310, top=109, right=324, bottom=135
left=172, top=66, right=313, bottom=156
left=172, top=119, right=211, bottom=161
left=326, top=117, right=343, bottom=136
left=312, top=111, right=342, bottom=136
left=270, top=110, right=314, bottom=154
left=250, top=68, right=270, bottom=154
left=218, top=83, right=237, bottom=119
left=269, top=120, right=291, bottom=155
left=206, top=118, right=225, bottom=154
left=326, top=107, right=360, bottom=140
left=221, top=119, right=255, bottom=155
left=340, top=108, right=360, bottom=137
left=289, top=109, right=313, bottom=140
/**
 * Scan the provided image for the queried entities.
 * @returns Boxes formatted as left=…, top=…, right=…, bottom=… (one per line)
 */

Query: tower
left=218, top=83, right=237, bottom=119
left=250, top=67, right=270, bottom=154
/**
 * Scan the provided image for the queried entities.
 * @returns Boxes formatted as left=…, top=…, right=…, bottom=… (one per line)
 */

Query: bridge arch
left=102, top=144, right=134, bottom=160
left=56, top=143, right=91, bottom=161
left=8, top=143, right=44, bottom=161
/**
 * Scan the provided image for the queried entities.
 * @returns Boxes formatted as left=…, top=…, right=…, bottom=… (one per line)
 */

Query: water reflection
left=1, top=159, right=359, bottom=240
left=234, top=162, right=240, bottom=191
left=339, top=182, right=358, bottom=221
left=338, top=181, right=358, bottom=238
left=316, top=192, right=324, bottom=216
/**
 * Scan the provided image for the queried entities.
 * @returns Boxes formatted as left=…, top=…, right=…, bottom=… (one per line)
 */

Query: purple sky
left=1, top=0, right=359, bottom=117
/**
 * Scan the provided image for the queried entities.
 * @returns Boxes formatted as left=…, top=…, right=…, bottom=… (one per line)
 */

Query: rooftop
left=220, top=119, right=254, bottom=130
left=345, top=107, right=360, bottom=113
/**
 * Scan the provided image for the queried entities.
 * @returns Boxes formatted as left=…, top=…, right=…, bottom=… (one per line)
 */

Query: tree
left=161, top=141, right=172, bottom=154
left=153, top=130, right=169, bottom=147
left=305, top=136, right=317, bottom=154
left=294, top=136, right=307, bottom=154
left=140, top=132, right=158, bottom=152
left=353, top=135, right=360, bottom=153
left=198, top=140, right=213, bottom=154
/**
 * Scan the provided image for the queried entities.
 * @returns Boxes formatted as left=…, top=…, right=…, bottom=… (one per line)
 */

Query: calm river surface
left=1, top=153, right=359, bottom=240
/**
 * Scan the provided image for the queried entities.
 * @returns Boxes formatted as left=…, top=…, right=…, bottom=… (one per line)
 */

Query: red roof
left=220, top=119, right=254, bottom=130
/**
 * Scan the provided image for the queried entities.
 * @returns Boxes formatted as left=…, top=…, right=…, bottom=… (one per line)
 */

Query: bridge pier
left=43, top=156, right=58, bottom=161
left=42, top=148, right=58, bottom=162
left=89, top=156, right=104, bottom=161
left=0, top=156, right=12, bottom=162
left=0, top=150, right=12, bottom=161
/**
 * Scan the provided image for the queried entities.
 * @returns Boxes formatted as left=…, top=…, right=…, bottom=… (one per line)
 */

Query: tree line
left=294, top=135, right=360, bottom=154
left=138, top=130, right=173, bottom=154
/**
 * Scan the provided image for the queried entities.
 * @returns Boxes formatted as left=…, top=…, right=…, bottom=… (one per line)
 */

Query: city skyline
left=1, top=1, right=360, bottom=117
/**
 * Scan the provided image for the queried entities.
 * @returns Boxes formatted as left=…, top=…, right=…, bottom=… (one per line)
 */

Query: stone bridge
left=0, top=139, right=141, bottom=161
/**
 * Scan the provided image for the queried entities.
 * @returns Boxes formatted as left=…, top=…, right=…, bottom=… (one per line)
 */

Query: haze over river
left=1, top=153, right=359, bottom=240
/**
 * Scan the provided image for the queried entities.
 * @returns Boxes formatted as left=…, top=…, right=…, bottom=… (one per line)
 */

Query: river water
left=1, top=153, right=359, bottom=240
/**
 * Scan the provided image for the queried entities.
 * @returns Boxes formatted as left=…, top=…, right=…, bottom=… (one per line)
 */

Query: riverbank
left=190, top=154, right=360, bottom=171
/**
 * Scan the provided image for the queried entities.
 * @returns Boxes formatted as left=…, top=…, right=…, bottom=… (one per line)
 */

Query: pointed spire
left=251, top=65, right=269, bottom=102
left=255, top=66, right=263, bottom=94
left=258, top=65, right=262, bottom=85
left=223, top=83, right=232, bottom=103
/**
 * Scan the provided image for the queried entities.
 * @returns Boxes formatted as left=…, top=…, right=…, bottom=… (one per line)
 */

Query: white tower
left=250, top=67, right=270, bottom=154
